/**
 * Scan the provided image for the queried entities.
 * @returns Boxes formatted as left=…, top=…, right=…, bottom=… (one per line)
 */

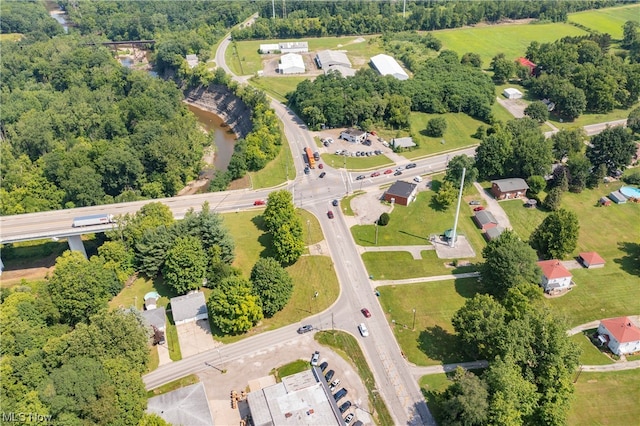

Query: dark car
left=318, top=163, right=324, bottom=169
left=356, top=175, right=366, bottom=180
left=324, top=369, right=335, bottom=382
left=297, top=325, right=313, bottom=334
left=327, top=211, right=334, bottom=219
left=406, top=163, right=417, bottom=169
left=332, top=199, right=339, bottom=207
left=319, top=361, right=328, bottom=372
left=339, top=401, right=352, bottom=414
left=304, top=167, right=310, bottom=175
left=319, top=172, right=326, bottom=178
left=394, top=170, right=403, bottom=176
left=333, top=388, right=348, bottom=401
left=361, top=308, right=371, bottom=318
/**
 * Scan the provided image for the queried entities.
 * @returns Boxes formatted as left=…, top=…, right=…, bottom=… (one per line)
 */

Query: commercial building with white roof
left=370, top=54, right=409, bottom=80
left=279, top=53, right=305, bottom=74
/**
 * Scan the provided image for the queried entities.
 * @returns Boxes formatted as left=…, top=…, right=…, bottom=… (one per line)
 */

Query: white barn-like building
left=278, top=53, right=305, bottom=75
left=315, top=50, right=351, bottom=69
left=259, top=43, right=280, bottom=54
left=370, top=54, right=409, bottom=80
left=279, top=41, right=308, bottom=53
left=503, top=88, right=523, bottom=99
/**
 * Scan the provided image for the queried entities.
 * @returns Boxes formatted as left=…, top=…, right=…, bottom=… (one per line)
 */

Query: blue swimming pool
left=620, top=186, right=640, bottom=198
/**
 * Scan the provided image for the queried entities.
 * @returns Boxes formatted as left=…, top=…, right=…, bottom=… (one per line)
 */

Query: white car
left=413, top=176, right=423, bottom=183
left=311, top=351, right=320, bottom=366
left=326, top=138, right=334, bottom=144
left=358, top=323, right=369, bottom=337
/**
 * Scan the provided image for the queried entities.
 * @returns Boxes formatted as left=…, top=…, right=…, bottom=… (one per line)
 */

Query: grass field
left=0, top=33, right=22, bottom=42
left=363, top=250, right=477, bottom=280
left=433, top=23, right=587, bottom=69
left=317, top=330, right=393, bottom=425
left=499, top=198, right=547, bottom=240
left=321, top=153, right=393, bottom=171
left=550, top=104, right=639, bottom=129
left=147, top=374, right=199, bottom=397
left=271, top=359, right=309, bottom=382
left=570, top=331, right=615, bottom=365
left=568, top=4, right=640, bottom=39
left=249, top=126, right=295, bottom=188
left=378, top=278, right=482, bottom=366
left=249, top=76, right=307, bottom=103
left=568, top=370, right=640, bottom=425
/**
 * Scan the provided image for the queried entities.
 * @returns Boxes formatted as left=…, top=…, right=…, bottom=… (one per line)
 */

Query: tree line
left=231, top=0, right=619, bottom=40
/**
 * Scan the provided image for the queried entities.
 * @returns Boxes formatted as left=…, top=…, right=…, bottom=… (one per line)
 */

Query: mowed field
left=568, top=4, right=640, bottom=39
left=433, top=23, right=587, bottom=68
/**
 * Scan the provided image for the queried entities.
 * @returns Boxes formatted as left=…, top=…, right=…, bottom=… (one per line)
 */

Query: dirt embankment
left=184, top=85, right=253, bottom=139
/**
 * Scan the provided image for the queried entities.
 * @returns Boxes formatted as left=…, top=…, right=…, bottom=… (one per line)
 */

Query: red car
left=254, top=200, right=266, bottom=206
left=327, top=211, right=334, bottom=219
left=371, top=172, right=380, bottom=177
left=384, top=169, right=393, bottom=174
left=473, top=206, right=485, bottom=211
left=318, top=163, right=324, bottom=169
left=361, top=308, right=371, bottom=318
left=370, top=131, right=377, bottom=136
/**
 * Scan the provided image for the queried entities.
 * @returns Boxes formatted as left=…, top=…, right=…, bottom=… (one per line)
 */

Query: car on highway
left=324, top=369, right=334, bottom=382
left=297, top=325, right=313, bottom=334
left=319, top=361, right=328, bottom=372
left=329, top=379, right=340, bottom=391
left=394, top=171, right=403, bottom=176
left=332, top=199, right=339, bottom=206
left=318, top=163, right=324, bottom=169
left=311, top=351, right=320, bottom=366
left=358, top=323, right=369, bottom=337
left=333, top=388, right=348, bottom=401
left=253, top=200, right=265, bottom=206
left=356, top=175, right=366, bottom=180
left=406, top=163, right=417, bottom=169
left=469, top=200, right=481, bottom=205
left=395, top=166, right=404, bottom=171
left=473, top=206, right=485, bottom=211
left=371, top=172, right=380, bottom=177
left=327, top=211, right=334, bottom=219
left=319, top=172, right=326, bottom=178
left=339, top=401, right=352, bottom=414
left=345, top=413, right=355, bottom=424
left=361, top=308, right=371, bottom=318
left=384, top=169, right=393, bottom=174
left=413, top=176, right=423, bottom=183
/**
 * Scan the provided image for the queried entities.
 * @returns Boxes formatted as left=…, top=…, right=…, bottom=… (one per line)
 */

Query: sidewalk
left=362, top=245, right=435, bottom=259
left=374, top=272, right=480, bottom=286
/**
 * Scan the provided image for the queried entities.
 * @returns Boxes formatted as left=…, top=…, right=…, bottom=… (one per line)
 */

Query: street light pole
left=412, top=308, right=416, bottom=331
left=375, top=220, right=379, bottom=245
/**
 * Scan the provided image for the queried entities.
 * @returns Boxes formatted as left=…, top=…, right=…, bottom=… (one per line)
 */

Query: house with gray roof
left=474, top=210, right=498, bottom=231
left=170, top=292, right=208, bottom=325
left=391, top=137, right=416, bottom=149
left=141, top=306, right=166, bottom=332
left=147, top=382, right=214, bottom=426
left=383, top=181, right=418, bottom=206
left=491, top=178, right=529, bottom=200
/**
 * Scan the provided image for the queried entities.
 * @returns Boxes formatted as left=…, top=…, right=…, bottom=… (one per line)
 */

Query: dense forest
left=231, top=0, right=621, bottom=39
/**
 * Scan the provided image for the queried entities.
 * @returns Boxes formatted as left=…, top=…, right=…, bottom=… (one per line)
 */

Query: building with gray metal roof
left=147, top=382, right=214, bottom=426
left=370, top=54, right=408, bottom=80
left=315, top=50, right=351, bottom=69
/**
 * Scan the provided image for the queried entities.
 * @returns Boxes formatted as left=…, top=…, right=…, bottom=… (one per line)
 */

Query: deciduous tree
left=440, top=368, right=489, bottom=426
left=434, top=180, right=458, bottom=209
left=551, top=128, right=585, bottom=161
left=207, top=277, right=263, bottom=334
left=444, top=155, right=478, bottom=189
left=426, top=117, right=447, bottom=137
left=524, top=101, right=549, bottom=123
left=543, top=186, right=563, bottom=211
left=162, top=236, right=207, bottom=295
left=452, top=294, right=508, bottom=359
left=586, top=126, right=636, bottom=175
left=530, top=208, right=579, bottom=259
left=628, top=106, right=640, bottom=134
left=250, top=258, right=294, bottom=317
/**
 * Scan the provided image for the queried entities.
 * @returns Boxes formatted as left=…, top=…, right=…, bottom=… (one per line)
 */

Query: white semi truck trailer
left=72, top=214, right=115, bottom=227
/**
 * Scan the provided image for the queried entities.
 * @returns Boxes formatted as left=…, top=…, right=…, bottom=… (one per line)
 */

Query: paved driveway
left=473, top=182, right=512, bottom=230
left=177, top=319, right=219, bottom=358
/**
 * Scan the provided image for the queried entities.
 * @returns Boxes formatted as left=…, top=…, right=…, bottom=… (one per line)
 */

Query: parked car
left=469, top=200, right=481, bottom=205
left=326, top=138, right=334, bottom=144
left=384, top=169, right=393, bottom=174
left=323, top=141, right=330, bottom=147
left=473, top=206, right=485, bottom=211
left=329, top=379, right=340, bottom=391
left=327, top=211, right=334, bottom=219
left=344, top=413, right=355, bottom=424
left=406, top=163, right=417, bottom=169
left=394, top=171, right=403, bottom=176
left=339, top=401, right=352, bottom=414
left=361, top=308, right=371, bottom=318
left=332, top=199, right=339, bottom=206
left=304, top=167, right=310, bottom=174
left=318, top=163, right=324, bottom=169
left=319, top=361, right=328, bottom=372
left=333, top=388, right=348, bottom=401
left=324, top=369, right=335, bottom=382
left=310, top=351, right=320, bottom=366
left=335, top=150, right=343, bottom=155
left=253, top=200, right=265, bottom=206
left=356, top=175, right=366, bottom=180
left=413, top=176, right=423, bottom=183
left=370, top=131, right=377, bottom=136
left=319, top=172, right=326, bottom=178
left=358, top=323, right=369, bottom=337
left=297, top=324, right=313, bottom=334
left=371, top=172, right=380, bottom=177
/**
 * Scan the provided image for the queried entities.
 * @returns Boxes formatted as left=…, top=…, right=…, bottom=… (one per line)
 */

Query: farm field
left=433, top=22, right=587, bottom=68
left=568, top=4, right=640, bottom=39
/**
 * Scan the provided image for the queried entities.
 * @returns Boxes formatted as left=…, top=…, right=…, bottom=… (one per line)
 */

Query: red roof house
left=517, top=57, right=536, bottom=74
left=537, top=260, right=573, bottom=293
left=598, top=317, right=640, bottom=355
left=579, top=252, right=606, bottom=269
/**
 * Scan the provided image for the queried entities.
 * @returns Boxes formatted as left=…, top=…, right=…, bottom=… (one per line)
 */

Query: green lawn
left=250, top=127, right=295, bottom=188
left=500, top=198, right=547, bottom=240
left=364, top=250, right=477, bottom=280
left=317, top=330, right=393, bottom=425
left=419, top=373, right=451, bottom=422
left=568, top=370, right=640, bottom=426
left=550, top=104, right=638, bottom=129
left=378, top=278, right=483, bottom=366
left=341, top=191, right=365, bottom=216
left=299, top=209, right=325, bottom=246
left=403, top=112, right=482, bottom=159
left=271, top=359, right=309, bottom=382
left=491, top=100, right=517, bottom=124
left=321, top=153, right=393, bottom=171
left=433, top=23, right=587, bottom=69
left=249, top=76, right=307, bottom=103
left=147, top=374, right=199, bottom=397
left=0, top=33, right=22, bottom=42
left=570, top=331, right=615, bottom=365
left=568, top=4, right=640, bottom=39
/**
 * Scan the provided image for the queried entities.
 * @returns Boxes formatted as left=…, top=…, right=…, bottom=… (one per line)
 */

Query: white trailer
left=72, top=214, right=114, bottom=227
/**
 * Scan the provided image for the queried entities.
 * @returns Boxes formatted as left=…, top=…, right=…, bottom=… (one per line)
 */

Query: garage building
left=170, top=292, right=208, bottom=325
left=384, top=181, right=418, bottom=206
left=315, top=50, right=351, bottom=69
left=503, top=88, right=523, bottom=99
left=279, top=53, right=305, bottom=74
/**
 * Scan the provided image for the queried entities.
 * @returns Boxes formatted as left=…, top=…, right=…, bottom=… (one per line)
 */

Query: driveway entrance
left=176, top=319, right=219, bottom=358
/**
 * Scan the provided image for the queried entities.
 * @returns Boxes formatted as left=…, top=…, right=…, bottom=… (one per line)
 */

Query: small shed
left=484, top=226, right=504, bottom=241
left=599, top=197, right=612, bottom=206
left=503, top=88, right=523, bottom=99
left=443, top=229, right=458, bottom=243
left=473, top=210, right=498, bottom=231
left=391, top=137, right=416, bottom=149
left=516, top=57, right=536, bottom=74
left=383, top=181, right=418, bottom=206
left=579, top=252, right=605, bottom=269
left=608, top=190, right=627, bottom=204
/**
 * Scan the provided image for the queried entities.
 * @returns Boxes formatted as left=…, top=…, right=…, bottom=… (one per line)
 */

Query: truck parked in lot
left=72, top=214, right=115, bottom=227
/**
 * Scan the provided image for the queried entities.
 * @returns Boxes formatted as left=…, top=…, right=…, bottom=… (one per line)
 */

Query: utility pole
left=375, top=220, right=379, bottom=245
left=272, top=0, right=275, bottom=19
left=403, top=0, right=406, bottom=18
left=449, top=167, right=466, bottom=248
